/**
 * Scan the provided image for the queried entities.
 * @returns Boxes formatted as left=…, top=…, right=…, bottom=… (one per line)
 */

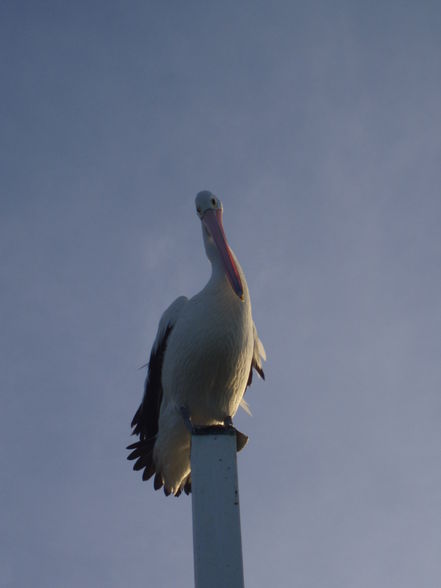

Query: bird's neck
left=201, top=226, right=249, bottom=303
left=207, top=248, right=249, bottom=304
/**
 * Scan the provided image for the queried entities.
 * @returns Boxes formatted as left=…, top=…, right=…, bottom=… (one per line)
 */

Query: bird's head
left=195, top=190, right=222, bottom=218
left=195, top=191, right=244, bottom=300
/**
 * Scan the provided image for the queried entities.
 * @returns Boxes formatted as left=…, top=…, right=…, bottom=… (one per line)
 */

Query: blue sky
left=1, top=1, right=440, bottom=586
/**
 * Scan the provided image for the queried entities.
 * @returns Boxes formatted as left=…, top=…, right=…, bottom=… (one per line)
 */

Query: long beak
left=202, top=209, right=244, bottom=300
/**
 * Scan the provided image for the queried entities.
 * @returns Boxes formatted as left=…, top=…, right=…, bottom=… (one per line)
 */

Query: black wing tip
left=248, top=362, right=265, bottom=388
left=130, top=323, right=174, bottom=444
left=154, top=472, right=163, bottom=491
left=142, top=462, right=156, bottom=482
left=126, top=437, right=157, bottom=485
left=127, top=444, right=191, bottom=496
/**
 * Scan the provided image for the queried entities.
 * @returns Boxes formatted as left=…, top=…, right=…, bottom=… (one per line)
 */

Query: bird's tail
left=127, top=426, right=248, bottom=496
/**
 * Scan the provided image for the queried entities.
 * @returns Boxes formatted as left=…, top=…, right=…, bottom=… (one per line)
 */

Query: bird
left=127, top=190, right=266, bottom=496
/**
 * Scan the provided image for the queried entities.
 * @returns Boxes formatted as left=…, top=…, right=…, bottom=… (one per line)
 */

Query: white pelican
left=127, top=191, right=266, bottom=496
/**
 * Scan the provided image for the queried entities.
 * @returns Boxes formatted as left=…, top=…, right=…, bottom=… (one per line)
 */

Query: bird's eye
left=211, top=198, right=216, bottom=206
left=197, top=206, right=201, bottom=214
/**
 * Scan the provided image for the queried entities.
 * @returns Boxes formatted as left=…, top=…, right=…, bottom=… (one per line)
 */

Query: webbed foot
left=179, top=406, right=194, bottom=433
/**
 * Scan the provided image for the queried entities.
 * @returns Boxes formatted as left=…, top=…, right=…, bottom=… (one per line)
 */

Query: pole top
left=191, top=425, right=248, bottom=452
left=191, top=425, right=236, bottom=437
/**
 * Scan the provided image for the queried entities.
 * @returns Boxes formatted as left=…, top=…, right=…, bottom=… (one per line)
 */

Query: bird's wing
left=249, top=322, right=266, bottom=382
left=129, top=296, right=188, bottom=442
left=240, top=323, right=266, bottom=415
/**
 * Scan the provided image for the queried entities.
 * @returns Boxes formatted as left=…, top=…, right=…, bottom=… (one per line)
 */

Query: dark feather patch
left=126, top=438, right=155, bottom=461
left=247, top=367, right=253, bottom=387
left=126, top=441, right=140, bottom=451
left=184, top=477, right=192, bottom=495
left=128, top=325, right=173, bottom=492
left=247, top=359, right=265, bottom=388
left=142, top=462, right=155, bottom=481
left=131, top=325, right=173, bottom=440
left=154, top=472, right=163, bottom=490
left=134, top=456, right=151, bottom=471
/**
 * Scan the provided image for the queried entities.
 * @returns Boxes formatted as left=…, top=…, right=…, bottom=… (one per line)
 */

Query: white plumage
left=127, top=191, right=265, bottom=496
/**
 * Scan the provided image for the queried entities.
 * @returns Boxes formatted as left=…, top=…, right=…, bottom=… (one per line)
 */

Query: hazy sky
left=1, top=2, right=440, bottom=587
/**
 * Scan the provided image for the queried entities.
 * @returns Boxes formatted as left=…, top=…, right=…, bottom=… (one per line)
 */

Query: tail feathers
left=184, top=476, right=192, bottom=495
left=127, top=430, right=247, bottom=496
left=127, top=438, right=188, bottom=497
left=154, top=472, right=163, bottom=490
left=174, top=477, right=191, bottom=497
left=143, top=463, right=155, bottom=481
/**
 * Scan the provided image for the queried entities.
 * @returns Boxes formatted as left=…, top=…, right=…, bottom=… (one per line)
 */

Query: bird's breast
left=161, top=293, right=253, bottom=423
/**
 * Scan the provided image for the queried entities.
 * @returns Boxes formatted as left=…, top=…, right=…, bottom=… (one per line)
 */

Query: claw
left=224, top=415, right=233, bottom=427
left=179, top=406, right=194, bottom=433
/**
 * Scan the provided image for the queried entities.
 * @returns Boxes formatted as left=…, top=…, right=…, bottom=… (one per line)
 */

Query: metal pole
left=191, top=428, right=245, bottom=588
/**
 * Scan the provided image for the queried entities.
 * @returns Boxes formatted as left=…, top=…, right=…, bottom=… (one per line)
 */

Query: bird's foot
left=223, top=415, right=233, bottom=428
left=179, top=406, right=194, bottom=433
left=179, top=410, right=246, bottom=451
left=191, top=416, right=235, bottom=436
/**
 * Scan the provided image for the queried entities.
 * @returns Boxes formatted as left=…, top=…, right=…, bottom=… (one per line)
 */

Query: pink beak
left=202, top=209, right=244, bottom=300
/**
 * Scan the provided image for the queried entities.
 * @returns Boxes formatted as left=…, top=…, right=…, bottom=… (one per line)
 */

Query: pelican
left=127, top=190, right=265, bottom=496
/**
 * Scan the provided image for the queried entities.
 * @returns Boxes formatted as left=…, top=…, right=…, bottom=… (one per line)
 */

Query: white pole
left=191, top=428, right=245, bottom=588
